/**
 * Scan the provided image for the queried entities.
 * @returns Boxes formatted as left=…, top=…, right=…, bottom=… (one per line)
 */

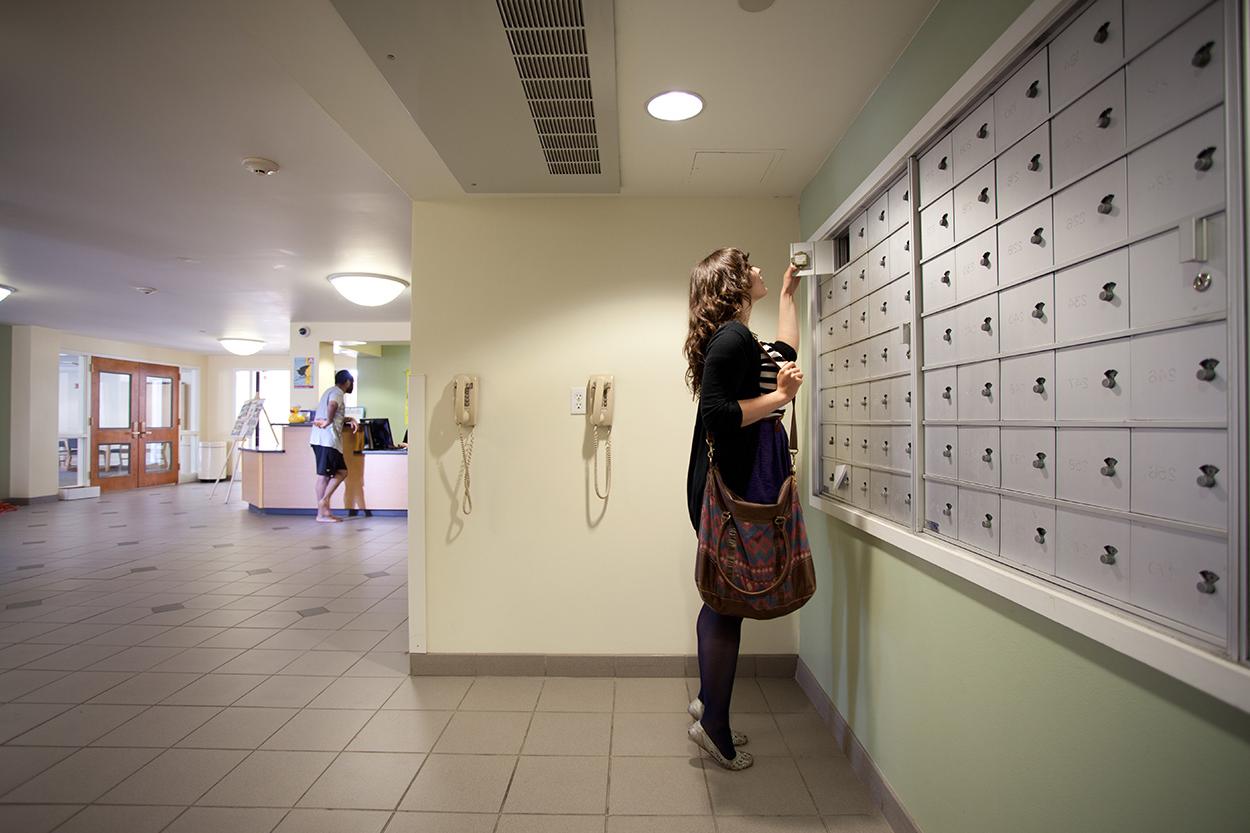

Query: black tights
left=695, top=603, right=741, bottom=759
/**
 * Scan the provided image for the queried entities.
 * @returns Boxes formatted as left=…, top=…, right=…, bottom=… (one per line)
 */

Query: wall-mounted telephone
left=453, top=375, right=477, bottom=427
left=452, top=375, right=477, bottom=515
left=587, top=374, right=613, bottom=499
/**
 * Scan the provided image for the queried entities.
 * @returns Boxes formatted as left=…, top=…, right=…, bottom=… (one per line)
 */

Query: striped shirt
left=756, top=339, right=788, bottom=418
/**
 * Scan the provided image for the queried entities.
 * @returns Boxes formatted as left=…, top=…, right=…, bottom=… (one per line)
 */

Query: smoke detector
left=242, top=157, right=280, bottom=176
left=132, top=286, right=158, bottom=295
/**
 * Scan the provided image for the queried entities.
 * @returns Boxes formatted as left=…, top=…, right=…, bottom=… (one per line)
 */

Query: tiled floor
left=0, top=484, right=890, bottom=833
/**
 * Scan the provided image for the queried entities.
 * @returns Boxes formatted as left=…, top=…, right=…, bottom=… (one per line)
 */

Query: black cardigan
left=686, top=321, right=797, bottom=531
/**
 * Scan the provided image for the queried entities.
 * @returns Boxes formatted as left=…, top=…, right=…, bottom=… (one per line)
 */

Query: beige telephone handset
left=452, top=375, right=477, bottom=515
left=587, top=375, right=613, bottom=499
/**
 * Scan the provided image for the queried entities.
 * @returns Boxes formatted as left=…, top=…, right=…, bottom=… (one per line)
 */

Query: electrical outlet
left=570, top=386, right=587, bottom=415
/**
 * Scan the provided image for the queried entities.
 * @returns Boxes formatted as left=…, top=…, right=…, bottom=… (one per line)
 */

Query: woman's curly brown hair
left=684, top=247, right=754, bottom=397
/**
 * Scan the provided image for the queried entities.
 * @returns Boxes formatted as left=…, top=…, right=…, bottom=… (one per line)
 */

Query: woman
left=684, top=247, right=803, bottom=770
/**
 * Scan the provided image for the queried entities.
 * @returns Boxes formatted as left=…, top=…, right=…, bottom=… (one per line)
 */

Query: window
left=233, top=369, right=291, bottom=450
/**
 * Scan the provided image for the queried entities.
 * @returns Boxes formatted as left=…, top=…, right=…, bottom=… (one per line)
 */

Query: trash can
left=198, top=442, right=227, bottom=482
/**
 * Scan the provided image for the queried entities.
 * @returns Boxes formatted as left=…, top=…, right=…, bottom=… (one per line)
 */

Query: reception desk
left=241, top=424, right=408, bottom=514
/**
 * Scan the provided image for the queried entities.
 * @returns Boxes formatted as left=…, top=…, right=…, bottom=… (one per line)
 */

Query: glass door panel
left=98, top=372, right=132, bottom=429
left=97, top=443, right=132, bottom=477
left=145, top=376, right=173, bottom=428
left=144, top=441, right=173, bottom=473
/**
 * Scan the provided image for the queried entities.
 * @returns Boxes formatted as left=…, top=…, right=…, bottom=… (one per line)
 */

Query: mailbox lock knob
left=1197, top=464, right=1219, bottom=488
left=1192, top=41, right=1215, bottom=68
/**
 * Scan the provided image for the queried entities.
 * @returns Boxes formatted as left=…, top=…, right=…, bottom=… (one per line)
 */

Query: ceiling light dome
left=327, top=273, right=410, bottom=307
left=219, top=338, right=265, bottom=356
left=646, top=91, right=704, bottom=121
left=0, top=285, right=14, bottom=303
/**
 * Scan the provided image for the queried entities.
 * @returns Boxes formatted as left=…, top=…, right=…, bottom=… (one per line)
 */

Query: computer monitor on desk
left=362, top=418, right=394, bottom=451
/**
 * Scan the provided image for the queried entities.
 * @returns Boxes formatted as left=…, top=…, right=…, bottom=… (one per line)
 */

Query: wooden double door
left=91, top=358, right=181, bottom=491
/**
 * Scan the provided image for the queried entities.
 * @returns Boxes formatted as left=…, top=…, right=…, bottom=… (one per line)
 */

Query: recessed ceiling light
left=647, top=91, right=704, bottom=121
left=0, top=285, right=15, bottom=303
left=176, top=256, right=201, bottom=264
left=219, top=338, right=265, bottom=356
left=242, top=157, right=280, bottom=176
left=327, top=273, right=410, bottom=307
left=132, top=286, right=158, bottom=295
left=739, top=0, right=776, bottom=11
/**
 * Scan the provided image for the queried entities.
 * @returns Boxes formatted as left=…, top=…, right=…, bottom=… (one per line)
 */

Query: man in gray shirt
left=310, top=370, right=358, bottom=523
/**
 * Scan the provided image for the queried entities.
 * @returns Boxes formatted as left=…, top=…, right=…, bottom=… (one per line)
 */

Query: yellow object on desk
left=288, top=406, right=307, bottom=424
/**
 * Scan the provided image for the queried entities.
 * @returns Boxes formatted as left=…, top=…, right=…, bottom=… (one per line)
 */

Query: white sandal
left=688, top=698, right=748, bottom=746
left=688, top=720, right=754, bottom=771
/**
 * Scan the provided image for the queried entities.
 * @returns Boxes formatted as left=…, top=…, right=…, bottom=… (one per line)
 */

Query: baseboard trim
left=409, top=653, right=798, bottom=678
left=5, top=494, right=58, bottom=505
left=795, top=658, right=923, bottom=833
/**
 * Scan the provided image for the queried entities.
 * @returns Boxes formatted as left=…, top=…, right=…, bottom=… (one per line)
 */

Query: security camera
left=298, top=326, right=310, bottom=337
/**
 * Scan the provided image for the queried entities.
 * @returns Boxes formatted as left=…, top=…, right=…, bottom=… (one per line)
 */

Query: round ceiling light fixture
left=219, top=338, right=265, bottom=356
left=646, top=90, right=704, bottom=122
left=739, top=0, right=776, bottom=11
left=0, top=284, right=15, bottom=303
left=327, top=272, right=410, bottom=307
left=132, top=286, right=158, bottom=295
left=242, top=157, right=280, bottom=176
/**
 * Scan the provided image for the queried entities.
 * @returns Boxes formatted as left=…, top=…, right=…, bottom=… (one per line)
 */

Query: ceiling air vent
left=496, top=0, right=601, bottom=175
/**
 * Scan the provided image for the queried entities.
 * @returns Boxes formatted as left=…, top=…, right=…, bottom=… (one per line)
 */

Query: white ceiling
left=0, top=0, right=938, bottom=353
left=0, top=1, right=437, bottom=354
left=613, top=0, right=938, bottom=196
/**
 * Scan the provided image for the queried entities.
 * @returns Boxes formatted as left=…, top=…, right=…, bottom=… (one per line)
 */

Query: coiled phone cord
left=592, top=424, right=611, bottom=500
left=457, top=424, right=474, bottom=515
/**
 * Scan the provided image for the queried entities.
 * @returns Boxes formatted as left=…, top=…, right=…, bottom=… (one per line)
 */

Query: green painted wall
left=0, top=324, right=11, bottom=499
left=797, top=1, right=1250, bottom=831
left=357, top=344, right=410, bottom=435
left=800, top=0, right=1033, bottom=238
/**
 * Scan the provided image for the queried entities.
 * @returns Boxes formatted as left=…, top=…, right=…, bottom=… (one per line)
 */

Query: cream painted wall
left=9, top=326, right=60, bottom=498
left=411, top=197, right=802, bottom=655
left=6, top=325, right=208, bottom=499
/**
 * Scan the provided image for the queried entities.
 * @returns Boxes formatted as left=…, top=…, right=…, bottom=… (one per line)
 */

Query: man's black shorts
left=312, top=445, right=347, bottom=476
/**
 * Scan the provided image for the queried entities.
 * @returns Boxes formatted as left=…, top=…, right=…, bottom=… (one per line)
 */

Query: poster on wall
left=293, top=356, right=315, bottom=389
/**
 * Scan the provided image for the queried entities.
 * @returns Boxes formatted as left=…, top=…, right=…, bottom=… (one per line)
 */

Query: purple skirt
left=744, top=417, right=792, bottom=503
